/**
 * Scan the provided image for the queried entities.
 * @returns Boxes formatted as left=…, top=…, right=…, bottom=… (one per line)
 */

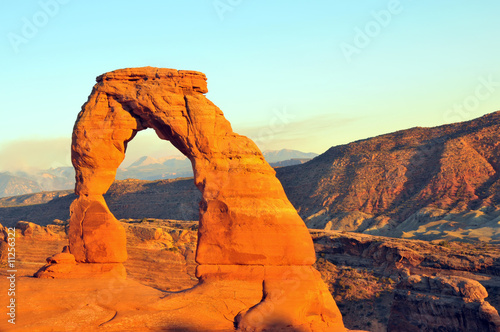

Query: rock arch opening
left=117, top=127, right=190, bottom=179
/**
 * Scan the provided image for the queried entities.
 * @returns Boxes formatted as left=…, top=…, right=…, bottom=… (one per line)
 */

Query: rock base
left=196, top=265, right=346, bottom=331
left=1, top=276, right=362, bottom=331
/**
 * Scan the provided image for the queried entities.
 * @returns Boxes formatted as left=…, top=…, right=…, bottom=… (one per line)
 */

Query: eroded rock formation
left=388, top=275, right=500, bottom=332
left=35, top=67, right=345, bottom=331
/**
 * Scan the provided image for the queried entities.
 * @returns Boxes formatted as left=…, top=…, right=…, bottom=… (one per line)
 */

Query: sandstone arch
left=36, top=67, right=345, bottom=331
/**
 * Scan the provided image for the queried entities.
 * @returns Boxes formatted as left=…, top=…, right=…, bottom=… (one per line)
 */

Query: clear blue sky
left=1, top=0, right=500, bottom=170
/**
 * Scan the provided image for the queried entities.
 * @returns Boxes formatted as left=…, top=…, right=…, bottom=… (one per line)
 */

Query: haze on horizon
left=1, top=0, right=500, bottom=172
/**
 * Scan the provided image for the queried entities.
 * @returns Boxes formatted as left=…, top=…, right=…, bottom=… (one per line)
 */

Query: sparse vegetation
left=334, top=266, right=394, bottom=301
left=437, top=240, right=450, bottom=248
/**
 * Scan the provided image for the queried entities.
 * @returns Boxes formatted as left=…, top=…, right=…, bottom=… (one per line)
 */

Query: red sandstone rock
left=68, top=67, right=315, bottom=266
left=68, top=196, right=127, bottom=263
left=34, top=67, right=344, bottom=330
left=233, top=266, right=345, bottom=331
left=35, top=260, right=126, bottom=279
left=46, top=252, right=76, bottom=264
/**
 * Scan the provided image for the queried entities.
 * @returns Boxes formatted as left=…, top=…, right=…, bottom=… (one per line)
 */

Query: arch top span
left=96, top=67, right=208, bottom=93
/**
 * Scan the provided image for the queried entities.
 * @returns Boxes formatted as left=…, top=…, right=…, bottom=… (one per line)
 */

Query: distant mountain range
left=0, top=149, right=318, bottom=197
left=0, top=173, right=42, bottom=197
left=3, top=111, right=500, bottom=244
left=262, top=149, right=318, bottom=163
left=118, top=155, right=193, bottom=181
left=0, top=168, right=75, bottom=198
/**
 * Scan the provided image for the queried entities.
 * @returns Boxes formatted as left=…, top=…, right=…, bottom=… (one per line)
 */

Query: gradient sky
left=1, top=0, right=500, bottom=170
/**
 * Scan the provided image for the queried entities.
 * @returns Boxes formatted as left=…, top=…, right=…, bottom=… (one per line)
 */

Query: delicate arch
left=36, top=67, right=345, bottom=331
left=68, top=67, right=316, bottom=266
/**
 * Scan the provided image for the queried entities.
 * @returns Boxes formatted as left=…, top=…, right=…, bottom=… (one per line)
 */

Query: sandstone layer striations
left=35, top=67, right=345, bottom=331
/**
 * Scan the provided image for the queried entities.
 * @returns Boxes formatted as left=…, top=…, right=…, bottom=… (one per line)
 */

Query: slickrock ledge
left=34, top=67, right=346, bottom=331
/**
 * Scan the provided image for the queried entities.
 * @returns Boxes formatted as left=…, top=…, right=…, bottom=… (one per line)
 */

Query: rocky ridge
left=0, top=172, right=42, bottom=197
left=276, top=110, right=500, bottom=242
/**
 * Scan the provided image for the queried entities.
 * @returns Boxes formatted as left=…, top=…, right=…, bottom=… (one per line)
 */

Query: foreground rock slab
left=0, top=276, right=357, bottom=332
